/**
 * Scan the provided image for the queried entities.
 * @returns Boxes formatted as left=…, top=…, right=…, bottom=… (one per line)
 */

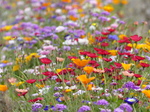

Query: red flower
left=132, top=56, right=145, bottom=61
left=113, top=75, right=123, bottom=80
left=38, top=76, right=51, bottom=82
left=89, top=60, right=100, bottom=67
left=135, top=80, right=142, bottom=86
left=79, top=51, right=90, bottom=55
left=18, top=92, right=28, bottom=96
left=87, top=53, right=98, bottom=58
left=108, top=28, right=116, bottom=32
left=101, top=31, right=111, bottom=35
left=55, top=78, right=62, bottom=82
left=40, top=58, right=52, bottom=64
left=101, top=42, right=109, bottom=47
left=118, top=37, right=131, bottom=43
left=95, top=36, right=107, bottom=41
left=42, top=71, right=57, bottom=77
left=26, top=79, right=36, bottom=84
left=140, top=63, right=149, bottom=67
left=102, top=58, right=112, bottom=62
left=134, top=74, right=142, bottom=78
left=28, top=97, right=44, bottom=102
left=97, top=49, right=110, bottom=55
left=124, top=46, right=131, bottom=51
left=68, top=56, right=78, bottom=59
left=114, top=62, right=122, bottom=68
left=130, top=35, right=142, bottom=42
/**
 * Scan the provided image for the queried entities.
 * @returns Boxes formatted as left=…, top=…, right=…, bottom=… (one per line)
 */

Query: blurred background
left=125, top=0, right=150, bottom=28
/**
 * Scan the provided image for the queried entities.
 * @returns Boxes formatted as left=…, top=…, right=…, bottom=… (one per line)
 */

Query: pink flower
left=122, top=71, right=134, bottom=77
left=40, top=50, right=50, bottom=55
left=43, top=45, right=56, bottom=51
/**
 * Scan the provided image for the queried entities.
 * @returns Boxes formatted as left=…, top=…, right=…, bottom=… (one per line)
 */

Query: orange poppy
left=72, top=59, right=90, bottom=67
left=77, top=74, right=95, bottom=85
left=142, top=90, right=150, bottom=98
left=69, top=16, right=78, bottom=21
left=87, top=84, right=95, bottom=90
left=0, top=85, right=8, bottom=92
left=42, top=2, right=51, bottom=7
left=83, top=66, right=94, bottom=74
left=62, top=0, right=71, bottom=3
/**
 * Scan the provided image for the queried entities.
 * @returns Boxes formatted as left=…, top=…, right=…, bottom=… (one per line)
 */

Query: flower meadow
left=0, top=0, right=150, bottom=112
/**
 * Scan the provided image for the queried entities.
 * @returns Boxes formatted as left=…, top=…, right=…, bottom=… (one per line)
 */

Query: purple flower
left=100, top=109, right=111, bottom=112
left=111, top=16, right=117, bottom=19
left=123, top=81, right=140, bottom=90
left=32, top=103, right=43, bottom=112
left=63, top=46, right=71, bottom=51
left=118, top=21, right=125, bottom=24
left=98, top=16, right=108, bottom=22
left=54, top=92, right=61, bottom=97
left=108, top=35, right=119, bottom=40
left=78, top=105, right=91, bottom=112
left=52, top=104, right=67, bottom=111
left=114, top=108, right=124, bottom=112
left=91, top=13, right=99, bottom=17
left=0, top=63, right=7, bottom=67
left=145, top=85, right=150, bottom=89
left=94, top=99, right=109, bottom=106
left=101, top=11, right=110, bottom=16
left=145, top=56, right=150, bottom=61
left=119, top=103, right=133, bottom=112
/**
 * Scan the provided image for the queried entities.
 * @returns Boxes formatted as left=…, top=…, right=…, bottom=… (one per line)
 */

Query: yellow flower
left=108, top=50, right=118, bottom=56
left=65, top=89, right=72, bottom=93
left=83, top=66, right=94, bottom=74
left=92, top=23, right=97, bottom=26
left=127, top=43, right=137, bottom=48
left=121, top=63, right=132, bottom=70
left=13, top=65, right=20, bottom=71
left=36, top=84, right=45, bottom=88
left=16, top=57, right=24, bottom=63
left=88, top=36, right=95, bottom=44
left=29, top=53, right=40, bottom=58
left=0, top=85, right=8, bottom=92
left=11, top=81, right=24, bottom=86
left=3, top=36, right=13, bottom=40
left=138, top=77, right=146, bottom=80
left=77, top=74, right=95, bottom=85
left=2, top=25, right=13, bottom=31
left=142, top=85, right=147, bottom=89
left=103, top=5, right=114, bottom=12
left=56, top=68, right=65, bottom=73
left=72, top=59, right=90, bottom=67
left=145, top=38, right=150, bottom=46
